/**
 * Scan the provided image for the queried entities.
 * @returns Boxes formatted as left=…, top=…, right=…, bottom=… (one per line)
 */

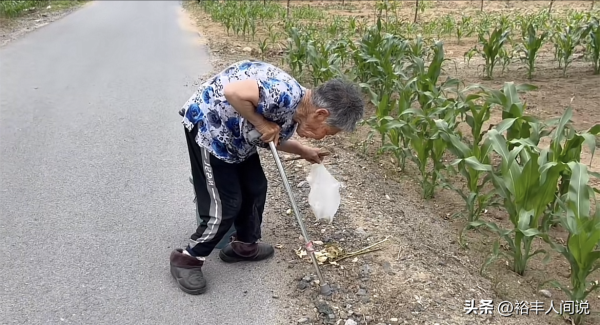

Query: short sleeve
left=253, top=77, right=304, bottom=148
left=256, top=79, right=303, bottom=117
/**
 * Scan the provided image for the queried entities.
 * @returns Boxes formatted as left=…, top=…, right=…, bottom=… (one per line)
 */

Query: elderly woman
left=170, top=59, right=364, bottom=295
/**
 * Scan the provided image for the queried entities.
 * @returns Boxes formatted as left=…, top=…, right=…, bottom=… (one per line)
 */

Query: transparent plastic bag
left=306, top=163, right=341, bottom=223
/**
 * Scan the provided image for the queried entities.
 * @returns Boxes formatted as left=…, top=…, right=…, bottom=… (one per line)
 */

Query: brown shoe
left=169, top=249, right=207, bottom=295
left=218, top=236, right=274, bottom=263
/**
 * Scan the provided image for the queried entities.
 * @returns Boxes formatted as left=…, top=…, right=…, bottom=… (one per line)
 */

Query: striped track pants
left=184, top=125, right=267, bottom=257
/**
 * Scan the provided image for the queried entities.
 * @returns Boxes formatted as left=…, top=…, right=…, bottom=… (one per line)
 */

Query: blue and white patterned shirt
left=180, top=60, right=306, bottom=163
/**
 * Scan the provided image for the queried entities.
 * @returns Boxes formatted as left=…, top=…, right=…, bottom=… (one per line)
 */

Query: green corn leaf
left=581, top=234, right=600, bottom=267
left=517, top=209, right=535, bottom=234
left=568, top=232, right=584, bottom=268
left=515, top=83, right=538, bottom=92
left=494, top=118, right=517, bottom=133
left=534, top=162, right=565, bottom=216
left=383, top=120, right=407, bottom=131
left=517, top=153, right=539, bottom=206
left=586, top=124, right=600, bottom=135
left=463, top=156, right=493, bottom=172
left=567, top=162, right=591, bottom=219
left=446, top=135, right=471, bottom=158
left=521, top=228, right=541, bottom=237
left=503, top=82, right=521, bottom=106
left=508, top=137, right=539, bottom=149
left=551, top=107, right=573, bottom=157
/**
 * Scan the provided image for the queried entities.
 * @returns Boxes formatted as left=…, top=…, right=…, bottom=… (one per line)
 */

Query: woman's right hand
left=256, top=120, right=281, bottom=145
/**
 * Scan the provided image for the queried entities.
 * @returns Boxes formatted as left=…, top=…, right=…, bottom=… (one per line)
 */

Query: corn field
left=193, top=0, right=600, bottom=323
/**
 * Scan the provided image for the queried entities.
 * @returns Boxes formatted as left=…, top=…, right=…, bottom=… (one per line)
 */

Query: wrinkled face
left=295, top=108, right=341, bottom=140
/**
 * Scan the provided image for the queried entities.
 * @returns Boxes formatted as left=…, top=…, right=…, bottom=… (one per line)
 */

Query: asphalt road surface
left=0, top=1, right=287, bottom=324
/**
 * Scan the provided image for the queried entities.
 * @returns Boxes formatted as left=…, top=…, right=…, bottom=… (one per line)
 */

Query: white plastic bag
left=306, top=164, right=341, bottom=223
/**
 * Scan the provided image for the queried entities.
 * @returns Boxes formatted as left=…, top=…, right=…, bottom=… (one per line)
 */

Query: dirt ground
left=0, top=1, right=89, bottom=47
left=182, top=1, right=600, bottom=324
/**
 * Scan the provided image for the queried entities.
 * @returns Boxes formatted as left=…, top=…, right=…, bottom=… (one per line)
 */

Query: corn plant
left=496, top=14, right=513, bottom=30
left=498, top=47, right=513, bottom=75
left=403, top=22, right=419, bottom=37
left=418, top=0, right=434, bottom=13
left=541, top=163, right=600, bottom=325
left=359, top=30, right=416, bottom=165
left=223, top=16, right=233, bottom=36
left=474, top=12, right=494, bottom=35
left=332, top=39, right=353, bottom=70
left=539, top=108, right=600, bottom=216
left=350, top=22, right=386, bottom=84
left=439, top=15, right=456, bottom=39
left=268, top=31, right=280, bottom=48
left=467, top=130, right=565, bottom=276
left=285, top=26, right=310, bottom=77
left=396, top=41, right=461, bottom=199
left=357, top=52, right=411, bottom=152
left=411, top=41, right=458, bottom=111
left=586, top=17, right=600, bottom=74
left=439, top=87, right=500, bottom=226
left=378, top=84, right=415, bottom=170
left=352, top=21, right=409, bottom=99
left=553, top=22, right=589, bottom=76
left=567, top=9, right=592, bottom=26
left=464, top=48, right=476, bottom=67
left=249, top=19, right=257, bottom=41
left=361, top=92, right=393, bottom=152
left=354, top=21, right=415, bottom=156
left=440, top=132, right=497, bottom=228
left=421, top=21, right=437, bottom=39
left=375, top=0, right=393, bottom=25
left=292, top=5, right=325, bottom=21
left=483, top=82, right=541, bottom=149
left=407, top=35, right=429, bottom=58
left=468, top=25, right=511, bottom=79
left=516, top=21, right=548, bottom=79
left=357, top=35, right=418, bottom=166
left=258, top=38, right=269, bottom=60
left=305, top=39, right=343, bottom=85
left=456, top=15, right=473, bottom=44
left=396, top=105, right=453, bottom=199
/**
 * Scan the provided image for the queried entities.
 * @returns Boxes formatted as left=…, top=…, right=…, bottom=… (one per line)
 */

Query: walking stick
left=268, top=141, right=332, bottom=296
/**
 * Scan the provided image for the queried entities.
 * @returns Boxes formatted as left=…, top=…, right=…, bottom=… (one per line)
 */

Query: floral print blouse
left=180, top=60, right=305, bottom=163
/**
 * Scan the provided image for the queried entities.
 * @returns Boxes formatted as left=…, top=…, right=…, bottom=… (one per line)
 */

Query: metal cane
left=268, top=141, right=332, bottom=296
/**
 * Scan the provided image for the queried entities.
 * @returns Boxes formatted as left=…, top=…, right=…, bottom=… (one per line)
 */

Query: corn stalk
left=439, top=86, right=500, bottom=227
left=467, top=25, right=511, bottom=79
left=516, top=21, right=548, bottom=79
left=553, top=23, right=589, bottom=76
left=586, top=17, right=600, bottom=74
left=467, top=130, right=563, bottom=276
left=540, top=163, right=600, bottom=325
left=483, top=82, right=541, bottom=149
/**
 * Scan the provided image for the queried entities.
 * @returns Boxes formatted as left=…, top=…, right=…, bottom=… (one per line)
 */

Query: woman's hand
left=300, top=146, right=329, bottom=164
left=224, top=79, right=282, bottom=144
left=256, top=120, right=281, bottom=145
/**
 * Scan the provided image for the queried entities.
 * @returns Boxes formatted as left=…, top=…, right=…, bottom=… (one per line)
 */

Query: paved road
left=0, top=1, right=286, bottom=324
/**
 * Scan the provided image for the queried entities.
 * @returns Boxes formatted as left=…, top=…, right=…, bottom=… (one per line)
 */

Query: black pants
left=184, top=125, right=268, bottom=257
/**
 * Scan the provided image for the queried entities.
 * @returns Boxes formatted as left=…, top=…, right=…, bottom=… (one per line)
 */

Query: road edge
left=0, top=0, right=92, bottom=48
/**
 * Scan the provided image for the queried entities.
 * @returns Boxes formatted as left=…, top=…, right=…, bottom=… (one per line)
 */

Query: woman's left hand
left=300, top=146, right=329, bottom=164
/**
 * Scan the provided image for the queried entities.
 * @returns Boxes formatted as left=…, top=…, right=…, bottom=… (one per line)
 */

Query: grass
left=0, top=0, right=86, bottom=18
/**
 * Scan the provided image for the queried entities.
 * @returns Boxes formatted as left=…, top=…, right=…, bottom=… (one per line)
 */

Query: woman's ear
left=315, top=108, right=330, bottom=121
